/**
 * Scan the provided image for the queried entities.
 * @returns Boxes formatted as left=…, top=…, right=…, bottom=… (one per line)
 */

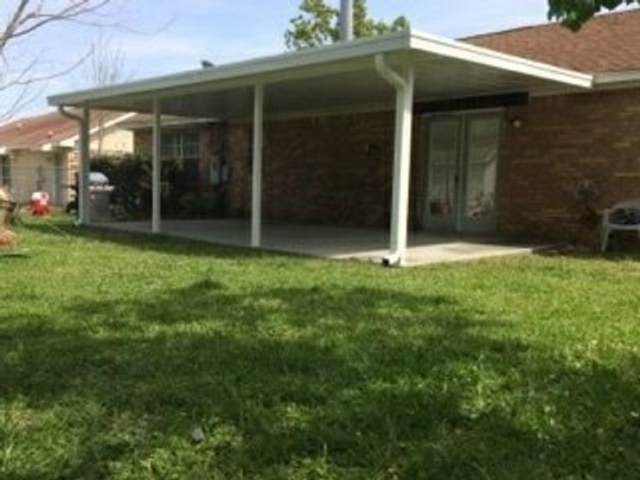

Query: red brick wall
left=225, top=123, right=252, bottom=217
left=265, top=112, right=397, bottom=227
left=226, top=111, right=406, bottom=227
left=499, top=89, right=640, bottom=242
left=134, top=88, right=640, bottom=242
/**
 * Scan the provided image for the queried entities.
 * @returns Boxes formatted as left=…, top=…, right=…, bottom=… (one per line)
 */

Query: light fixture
left=510, top=117, right=523, bottom=128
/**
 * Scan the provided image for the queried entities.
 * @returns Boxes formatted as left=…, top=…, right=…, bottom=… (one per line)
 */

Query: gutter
left=58, top=106, right=90, bottom=225
left=58, top=105, right=84, bottom=123
left=594, top=70, right=640, bottom=87
left=374, top=54, right=413, bottom=267
left=375, top=54, right=410, bottom=93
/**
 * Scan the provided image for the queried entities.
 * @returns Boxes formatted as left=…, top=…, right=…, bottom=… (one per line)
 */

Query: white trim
left=124, top=116, right=216, bottom=131
left=48, top=29, right=592, bottom=110
left=48, top=32, right=409, bottom=106
left=593, top=70, right=640, bottom=91
left=409, top=31, right=593, bottom=89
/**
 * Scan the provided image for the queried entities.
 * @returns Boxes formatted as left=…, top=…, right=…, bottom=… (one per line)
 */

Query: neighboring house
left=0, top=110, right=135, bottom=205
left=48, top=9, right=640, bottom=260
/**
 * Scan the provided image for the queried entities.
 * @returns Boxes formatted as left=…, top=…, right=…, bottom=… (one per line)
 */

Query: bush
left=90, top=155, right=226, bottom=220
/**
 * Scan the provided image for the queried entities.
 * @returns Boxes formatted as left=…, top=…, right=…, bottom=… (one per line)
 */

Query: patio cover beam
left=152, top=98, right=162, bottom=233
left=251, top=83, right=264, bottom=247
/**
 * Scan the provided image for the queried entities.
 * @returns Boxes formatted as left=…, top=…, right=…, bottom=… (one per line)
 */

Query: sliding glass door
left=423, top=114, right=500, bottom=235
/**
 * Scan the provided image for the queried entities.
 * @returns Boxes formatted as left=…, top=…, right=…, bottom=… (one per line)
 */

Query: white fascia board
left=94, top=112, right=138, bottom=132
left=125, top=117, right=217, bottom=131
left=48, top=32, right=410, bottom=107
left=58, top=139, right=77, bottom=148
left=594, top=70, right=640, bottom=87
left=409, top=30, right=594, bottom=89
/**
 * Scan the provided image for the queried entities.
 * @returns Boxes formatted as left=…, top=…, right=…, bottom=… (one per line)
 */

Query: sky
left=1, top=0, right=564, bottom=118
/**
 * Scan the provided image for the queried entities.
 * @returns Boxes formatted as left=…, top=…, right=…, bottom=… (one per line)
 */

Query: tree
left=84, top=32, right=128, bottom=89
left=285, top=0, right=409, bottom=50
left=82, top=31, right=131, bottom=155
left=0, top=0, right=115, bottom=120
left=548, top=0, right=638, bottom=30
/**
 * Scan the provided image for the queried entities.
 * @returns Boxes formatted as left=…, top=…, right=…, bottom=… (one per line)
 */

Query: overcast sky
left=2, top=0, right=561, bottom=117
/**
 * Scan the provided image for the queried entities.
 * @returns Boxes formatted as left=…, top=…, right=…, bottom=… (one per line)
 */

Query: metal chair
left=600, top=198, right=640, bottom=252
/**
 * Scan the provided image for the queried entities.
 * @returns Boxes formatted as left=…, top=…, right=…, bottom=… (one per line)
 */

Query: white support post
left=389, top=65, right=414, bottom=266
left=79, top=108, right=91, bottom=225
left=251, top=83, right=264, bottom=248
left=152, top=98, right=161, bottom=234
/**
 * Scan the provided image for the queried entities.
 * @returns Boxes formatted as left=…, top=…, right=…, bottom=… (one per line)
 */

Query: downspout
left=374, top=54, right=414, bottom=267
left=59, top=105, right=90, bottom=225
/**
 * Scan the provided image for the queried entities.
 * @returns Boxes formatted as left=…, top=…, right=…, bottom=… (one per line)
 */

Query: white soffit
left=48, top=28, right=593, bottom=118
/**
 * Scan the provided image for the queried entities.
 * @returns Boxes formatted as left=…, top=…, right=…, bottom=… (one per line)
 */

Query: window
left=0, top=155, right=10, bottom=187
left=161, top=132, right=200, bottom=186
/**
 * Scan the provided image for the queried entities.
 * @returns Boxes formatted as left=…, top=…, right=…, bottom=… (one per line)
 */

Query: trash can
left=90, top=185, right=114, bottom=222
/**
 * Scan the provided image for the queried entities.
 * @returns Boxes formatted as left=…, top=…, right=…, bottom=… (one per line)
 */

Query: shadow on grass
left=534, top=231, right=640, bottom=263
left=2, top=283, right=640, bottom=478
left=19, top=220, right=287, bottom=261
left=0, top=252, right=30, bottom=260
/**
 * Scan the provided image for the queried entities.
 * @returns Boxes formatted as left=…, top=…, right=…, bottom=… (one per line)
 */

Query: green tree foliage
left=285, top=0, right=409, bottom=50
left=548, top=0, right=638, bottom=30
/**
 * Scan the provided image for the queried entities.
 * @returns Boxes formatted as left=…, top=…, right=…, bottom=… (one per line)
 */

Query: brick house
left=0, top=110, right=135, bottom=205
left=49, top=10, right=640, bottom=263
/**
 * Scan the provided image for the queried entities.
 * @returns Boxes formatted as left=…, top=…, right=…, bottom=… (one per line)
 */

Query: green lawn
left=1, top=219, right=640, bottom=479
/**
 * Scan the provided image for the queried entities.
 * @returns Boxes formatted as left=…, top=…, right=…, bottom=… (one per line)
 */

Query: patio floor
left=100, top=219, right=545, bottom=266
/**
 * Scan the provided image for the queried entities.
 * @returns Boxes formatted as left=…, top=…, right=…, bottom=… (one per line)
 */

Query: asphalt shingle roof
left=0, top=110, right=127, bottom=150
left=466, top=9, right=640, bottom=74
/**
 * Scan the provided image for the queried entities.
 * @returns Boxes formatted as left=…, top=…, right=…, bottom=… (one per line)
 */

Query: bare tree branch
left=0, top=0, right=115, bottom=120
left=83, top=31, right=129, bottom=87
left=0, top=0, right=111, bottom=53
left=82, top=31, right=131, bottom=154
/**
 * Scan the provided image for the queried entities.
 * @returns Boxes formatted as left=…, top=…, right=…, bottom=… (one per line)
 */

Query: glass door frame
left=420, top=116, right=463, bottom=232
left=419, top=110, right=502, bottom=235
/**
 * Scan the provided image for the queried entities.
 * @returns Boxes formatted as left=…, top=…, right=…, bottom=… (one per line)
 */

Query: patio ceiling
left=48, top=29, right=593, bottom=120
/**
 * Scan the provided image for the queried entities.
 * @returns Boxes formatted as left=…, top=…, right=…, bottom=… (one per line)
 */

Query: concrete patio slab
left=99, top=219, right=544, bottom=266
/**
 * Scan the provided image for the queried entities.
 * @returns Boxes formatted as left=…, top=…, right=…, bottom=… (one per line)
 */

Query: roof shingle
left=0, top=110, right=128, bottom=150
left=465, top=9, right=640, bottom=73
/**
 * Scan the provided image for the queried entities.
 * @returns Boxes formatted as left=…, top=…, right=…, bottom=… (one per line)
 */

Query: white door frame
left=420, top=110, right=502, bottom=234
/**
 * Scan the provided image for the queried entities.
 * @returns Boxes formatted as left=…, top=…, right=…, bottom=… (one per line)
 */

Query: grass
left=1, top=217, right=640, bottom=479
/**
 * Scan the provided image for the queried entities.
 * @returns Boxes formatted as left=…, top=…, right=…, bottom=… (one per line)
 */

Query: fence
left=0, top=163, right=74, bottom=207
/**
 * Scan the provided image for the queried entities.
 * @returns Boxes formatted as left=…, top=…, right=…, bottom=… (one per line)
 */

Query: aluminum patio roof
left=48, top=28, right=593, bottom=120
